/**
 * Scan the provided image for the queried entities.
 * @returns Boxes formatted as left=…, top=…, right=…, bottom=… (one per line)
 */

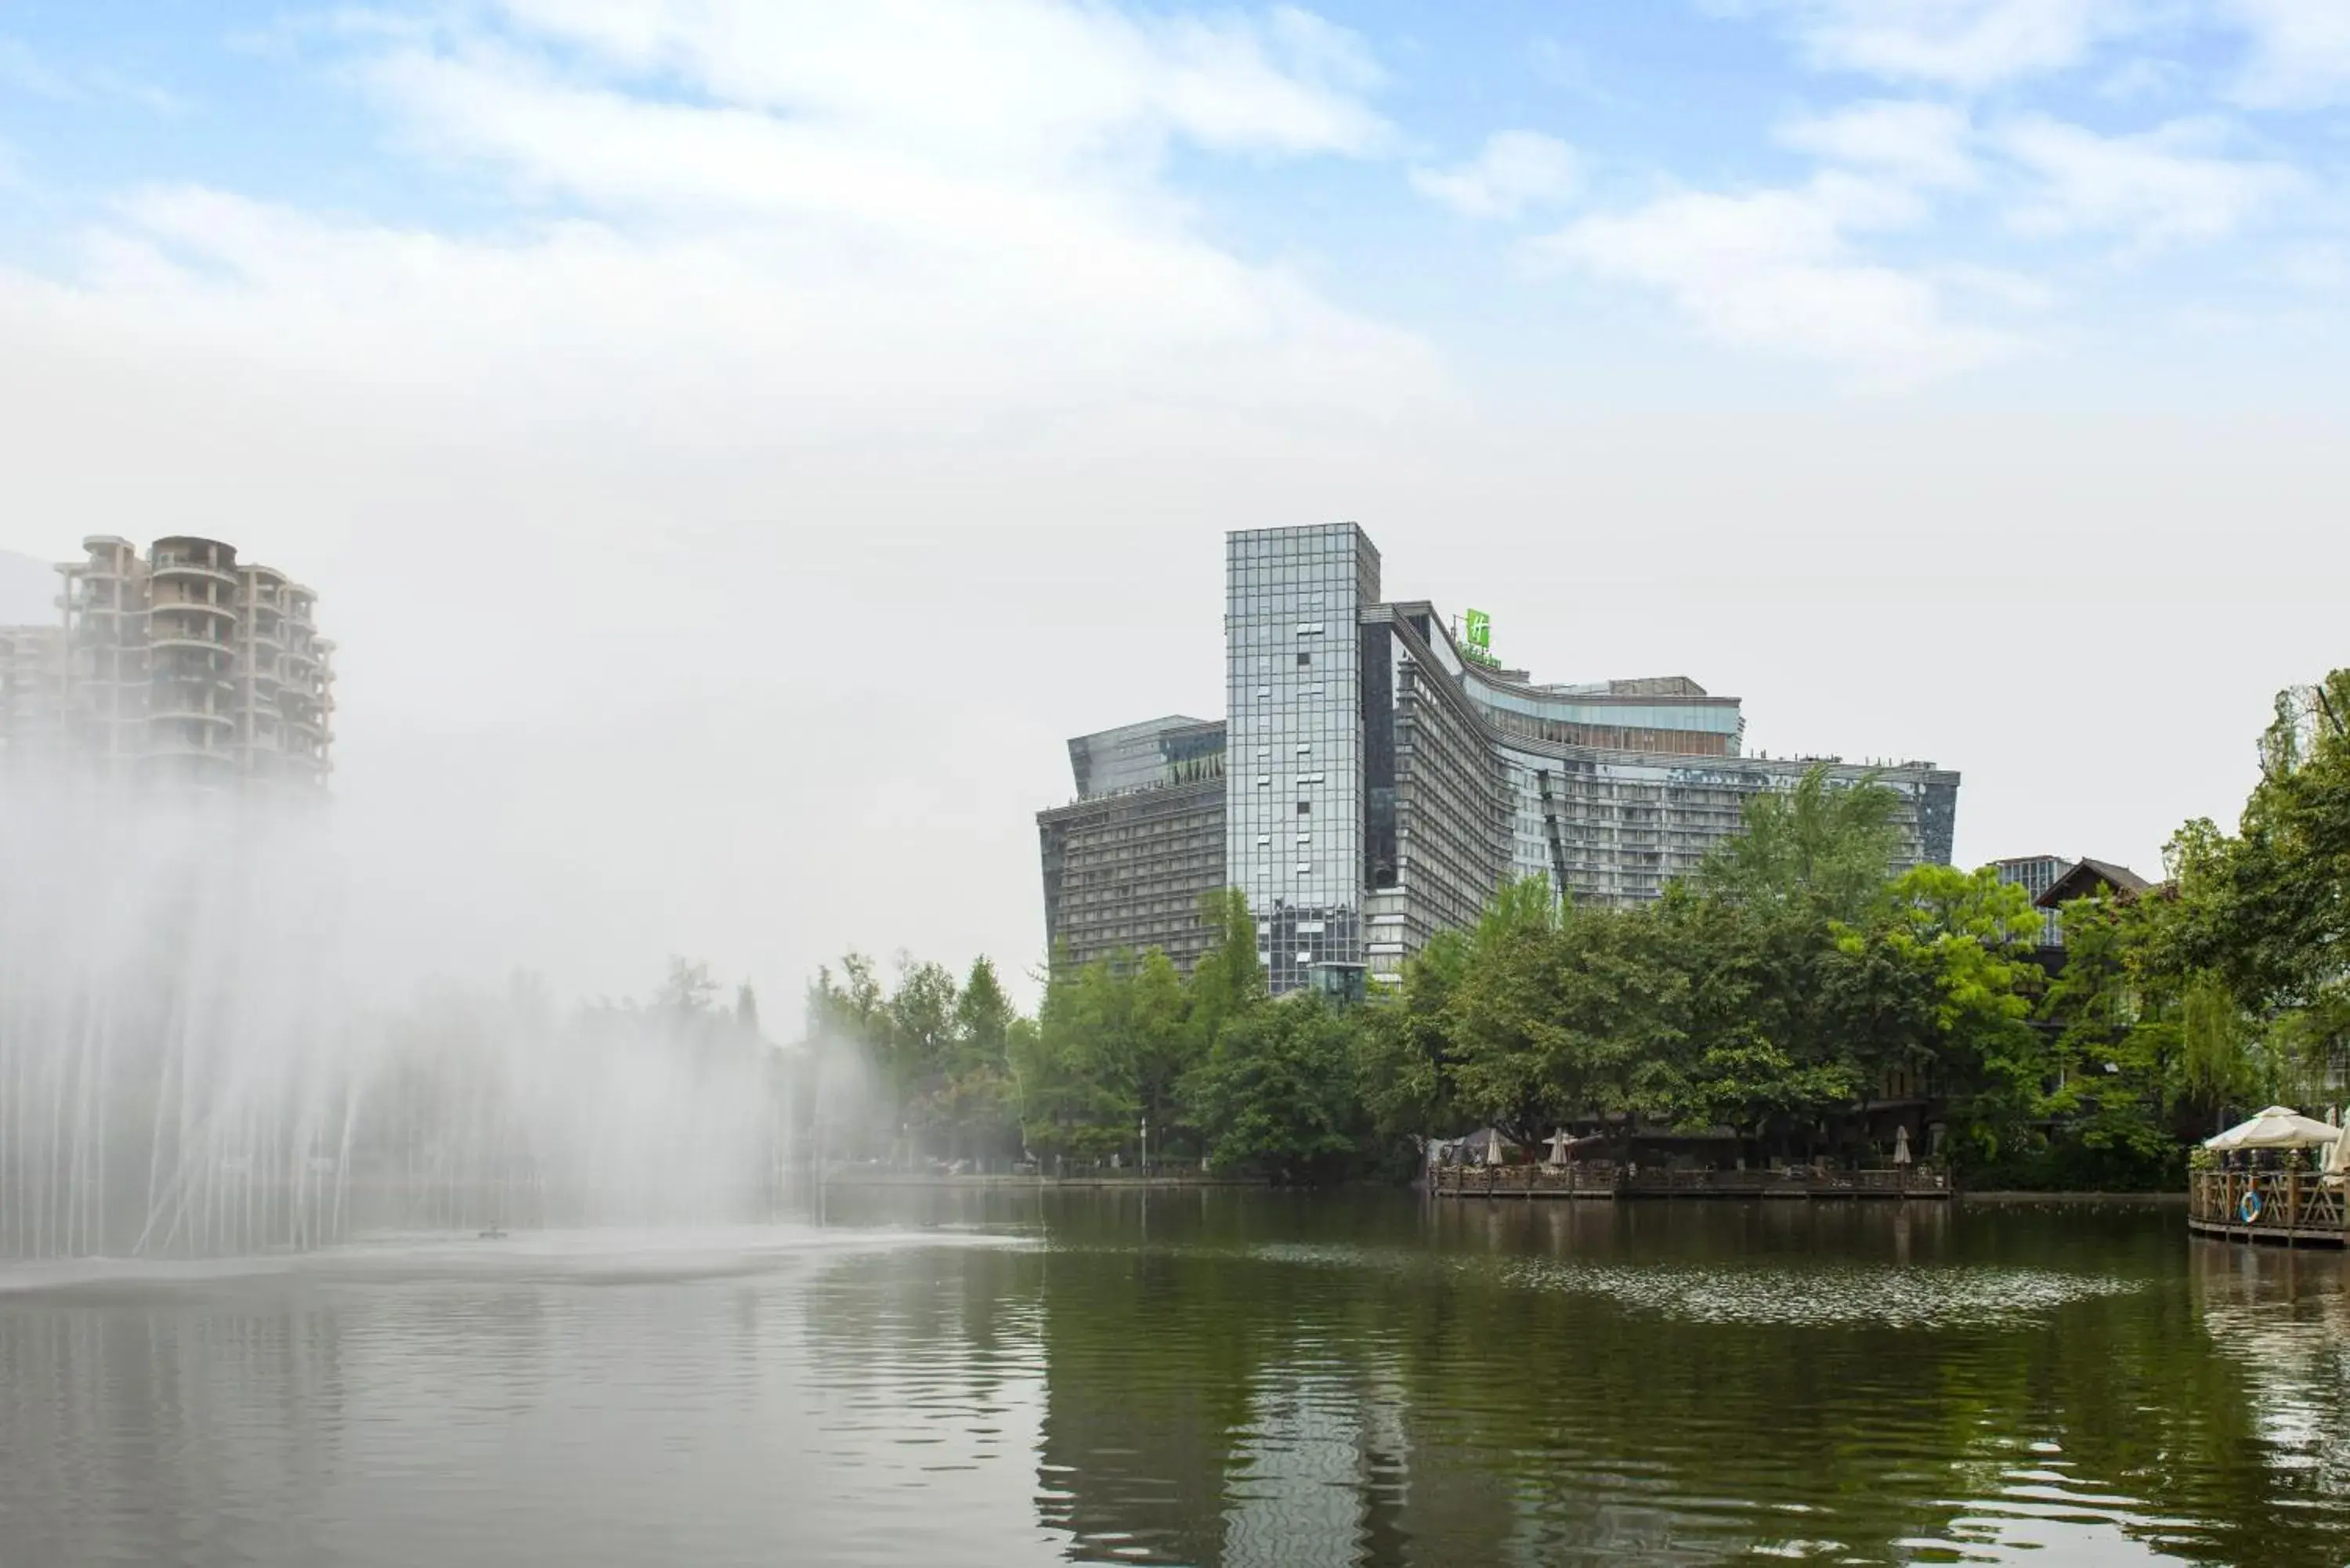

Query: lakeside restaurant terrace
left=2189, top=1105, right=2350, bottom=1248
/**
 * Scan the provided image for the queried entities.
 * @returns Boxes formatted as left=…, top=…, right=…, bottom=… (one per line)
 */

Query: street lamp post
left=1141, top=1116, right=1149, bottom=1177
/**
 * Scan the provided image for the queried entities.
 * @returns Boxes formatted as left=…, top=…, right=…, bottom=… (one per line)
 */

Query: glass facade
left=1067, top=715, right=1225, bottom=800
left=1994, top=855, right=2069, bottom=948
left=1040, top=519, right=1963, bottom=995
left=1224, top=524, right=1378, bottom=994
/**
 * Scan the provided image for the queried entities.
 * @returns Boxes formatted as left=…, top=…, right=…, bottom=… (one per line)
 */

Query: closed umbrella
left=2205, top=1106, right=2343, bottom=1151
left=1893, top=1125, right=1913, bottom=1166
left=2326, top=1122, right=2350, bottom=1180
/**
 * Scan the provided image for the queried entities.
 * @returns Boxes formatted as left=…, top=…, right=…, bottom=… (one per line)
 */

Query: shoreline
left=1958, top=1190, right=2186, bottom=1205
left=817, top=1173, right=1267, bottom=1190
left=817, top=1175, right=2189, bottom=1203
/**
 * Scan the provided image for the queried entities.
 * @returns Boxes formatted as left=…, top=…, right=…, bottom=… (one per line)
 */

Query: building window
left=1297, top=801, right=1311, bottom=813
left=1297, top=653, right=1311, bottom=667
left=1256, top=775, right=1271, bottom=786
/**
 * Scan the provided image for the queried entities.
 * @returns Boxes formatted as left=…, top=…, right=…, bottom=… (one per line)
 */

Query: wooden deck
left=1430, top=1162, right=1950, bottom=1201
left=2188, top=1169, right=2349, bottom=1246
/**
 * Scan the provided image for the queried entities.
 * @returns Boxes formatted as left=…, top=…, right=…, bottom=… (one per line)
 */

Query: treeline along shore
left=794, top=669, right=2348, bottom=1193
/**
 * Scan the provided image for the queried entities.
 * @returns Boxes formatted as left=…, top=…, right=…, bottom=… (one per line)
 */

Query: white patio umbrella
left=1893, top=1125, right=1913, bottom=1166
left=2205, top=1106, right=2345, bottom=1151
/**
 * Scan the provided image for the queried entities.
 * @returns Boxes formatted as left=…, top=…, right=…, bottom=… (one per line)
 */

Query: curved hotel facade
left=1039, top=522, right=1958, bottom=992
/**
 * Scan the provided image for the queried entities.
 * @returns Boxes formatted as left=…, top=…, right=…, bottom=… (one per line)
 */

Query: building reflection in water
left=9, top=1200, right=2350, bottom=1568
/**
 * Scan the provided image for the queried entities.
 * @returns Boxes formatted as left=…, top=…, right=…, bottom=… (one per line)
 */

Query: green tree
left=1448, top=880, right=1687, bottom=1146
left=1353, top=927, right=1468, bottom=1151
left=1851, top=864, right=2044, bottom=1164
left=1698, top=764, right=1906, bottom=922
left=1128, top=948, right=1197, bottom=1162
left=1021, top=956, right=1142, bottom=1161
left=2176, top=670, right=2349, bottom=1042
left=1188, top=994, right=1363, bottom=1182
left=1188, top=888, right=1265, bottom=1054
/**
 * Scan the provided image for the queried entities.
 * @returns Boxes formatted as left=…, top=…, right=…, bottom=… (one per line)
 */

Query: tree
left=1188, top=994, right=1362, bottom=1182
left=1188, top=887, right=1265, bottom=1054
left=1448, top=881, right=1686, bottom=1146
left=658, top=956, right=721, bottom=1017
left=927, top=957, right=1019, bottom=1162
left=2177, top=670, right=2349, bottom=1036
left=1128, top=948, right=1197, bottom=1161
left=1850, top=864, right=2044, bottom=1163
left=1021, top=956, right=1141, bottom=1162
left=1353, top=927, right=1467, bottom=1152
left=1698, top=764, right=1906, bottom=922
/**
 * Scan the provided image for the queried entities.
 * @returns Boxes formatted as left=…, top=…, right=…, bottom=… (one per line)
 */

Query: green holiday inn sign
left=1460, top=609, right=1499, bottom=670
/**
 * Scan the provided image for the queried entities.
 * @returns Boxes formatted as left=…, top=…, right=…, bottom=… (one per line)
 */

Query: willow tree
left=1697, top=763, right=1906, bottom=923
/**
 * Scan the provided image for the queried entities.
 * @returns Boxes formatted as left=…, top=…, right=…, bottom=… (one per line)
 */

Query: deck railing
left=1431, top=1163, right=1950, bottom=1198
left=2189, top=1169, right=2348, bottom=1237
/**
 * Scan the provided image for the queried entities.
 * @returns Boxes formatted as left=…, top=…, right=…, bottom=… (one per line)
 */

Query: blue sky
left=5, top=1, right=2348, bottom=402
left=2, top=1, right=2345, bottom=1000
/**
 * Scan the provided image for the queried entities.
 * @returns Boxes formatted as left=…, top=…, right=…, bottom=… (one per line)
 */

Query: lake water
left=3, top=1191, right=2346, bottom=1567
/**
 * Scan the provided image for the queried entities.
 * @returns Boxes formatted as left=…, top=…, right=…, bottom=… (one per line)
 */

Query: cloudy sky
left=2, top=0, right=2345, bottom=1010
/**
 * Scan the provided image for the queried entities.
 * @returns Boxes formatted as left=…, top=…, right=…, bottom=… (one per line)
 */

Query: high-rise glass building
left=1039, top=522, right=1961, bottom=993
left=1224, top=523, right=1382, bottom=994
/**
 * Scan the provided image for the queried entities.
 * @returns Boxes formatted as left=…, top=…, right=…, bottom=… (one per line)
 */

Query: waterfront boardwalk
left=2189, top=1169, right=2350, bottom=1246
left=1432, top=1163, right=1950, bottom=1201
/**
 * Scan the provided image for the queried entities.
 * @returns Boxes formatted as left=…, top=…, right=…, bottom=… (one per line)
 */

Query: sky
left=2, top=0, right=2346, bottom=1012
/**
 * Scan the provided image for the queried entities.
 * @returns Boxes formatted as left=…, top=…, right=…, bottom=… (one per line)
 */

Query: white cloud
left=1996, top=114, right=2303, bottom=244
left=1408, top=130, right=1581, bottom=219
left=475, top=0, right=1388, bottom=167
left=1777, top=99, right=1978, bottom=188
left=0, top=33, right=183, bottom=112
left=2224, top=0, right=2350, bottom=108
left=0, top=0, right=1437, bottom=436
left=2097, top=56, right=2185, bottom=102
left=1723, top=0, right=2145, bottom=91
left=1525, top=172, right=2020, bottom=386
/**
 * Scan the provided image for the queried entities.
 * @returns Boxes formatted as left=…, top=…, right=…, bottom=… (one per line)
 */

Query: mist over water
left=0, top=774, right=788, bottom=1261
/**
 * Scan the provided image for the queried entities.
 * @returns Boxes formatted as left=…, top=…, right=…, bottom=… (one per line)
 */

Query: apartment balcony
left=148, top=593, right=237, bottom=620
left=151, top=695, right=224, bottom=722
left=150, top=537, right=240, bottom=583
left=148, top=627, right=235, bottom=657
left=78, top=537, right=138, bottom=576
left=149, top=561, right=240, bottom=593
left=147, top=732, right=236, bottom=760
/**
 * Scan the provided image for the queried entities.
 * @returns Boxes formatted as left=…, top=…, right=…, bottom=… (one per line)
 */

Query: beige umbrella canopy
left=2205, top=1106, right=2344, bottom=1151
